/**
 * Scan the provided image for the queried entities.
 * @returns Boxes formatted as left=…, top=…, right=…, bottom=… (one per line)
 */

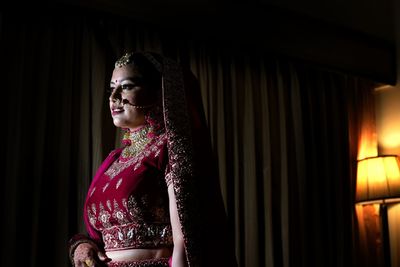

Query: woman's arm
left=168, top=184, right=188, bottom=267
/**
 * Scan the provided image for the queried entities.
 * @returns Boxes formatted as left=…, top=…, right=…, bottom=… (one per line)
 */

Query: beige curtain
left=186, top=48, right=376, bottom=267
left=1, top=9, right=377, bottom=267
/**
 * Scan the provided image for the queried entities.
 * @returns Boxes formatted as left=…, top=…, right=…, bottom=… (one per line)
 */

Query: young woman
left=68, top=52, right=237, bottom=267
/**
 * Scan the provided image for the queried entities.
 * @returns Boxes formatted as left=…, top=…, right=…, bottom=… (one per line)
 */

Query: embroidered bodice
left=84, top=124, right=173, bottom=251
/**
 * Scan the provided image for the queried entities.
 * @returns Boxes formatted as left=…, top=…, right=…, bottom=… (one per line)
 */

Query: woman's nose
left=109, top=88, right=122, bottom=102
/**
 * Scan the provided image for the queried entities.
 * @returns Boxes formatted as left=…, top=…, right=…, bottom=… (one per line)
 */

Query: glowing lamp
left=356, top=155, right=400, bottom=204
left=356, top=155, right=400, bottom=267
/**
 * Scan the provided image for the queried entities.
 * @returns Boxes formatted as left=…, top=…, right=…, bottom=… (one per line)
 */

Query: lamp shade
left=356, top=155, right=400, bottom=204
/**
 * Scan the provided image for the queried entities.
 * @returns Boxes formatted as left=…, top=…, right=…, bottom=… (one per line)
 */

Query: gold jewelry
left=121, top=124, right=153, bottom=159
left=129, top=103, right=156, bottom=109
left=84, top=258, right=94, bottom=267
left=115, top=52, right=134, bottom=68
left=114, top=52, right=162, bottom=72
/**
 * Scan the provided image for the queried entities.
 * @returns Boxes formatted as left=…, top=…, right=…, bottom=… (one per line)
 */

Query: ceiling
left=38, top=0, right=395, bottom=83
left=57, top=0, right=396, bottom=43
left=262, top=0, right=395, bottom=43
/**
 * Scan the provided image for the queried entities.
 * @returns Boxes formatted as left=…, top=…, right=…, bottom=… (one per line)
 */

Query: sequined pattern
left=105, top=133, right=166, bottom=180
left=98, top=202, right=112, bottom=228
left=107, top=257, right=170, bottom=267
left=162, top=57, right=200, bottom=266
left=112, top=200, right=130, bottom=225
left=102, top=222, right=173, bottom=250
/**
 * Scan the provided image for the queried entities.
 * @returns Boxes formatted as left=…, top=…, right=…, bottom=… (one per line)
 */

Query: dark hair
left=115, top=52, right=162, bottom=91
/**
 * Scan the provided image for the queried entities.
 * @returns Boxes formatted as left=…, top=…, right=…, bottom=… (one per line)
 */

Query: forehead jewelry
left=114, top=52, right=162, bottom=73
left=115, top=52, right=134, bottom=68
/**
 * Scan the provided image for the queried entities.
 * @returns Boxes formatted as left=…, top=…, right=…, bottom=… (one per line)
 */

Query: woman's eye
left=121, top=84, right=135, bottom=90
left=107, top=87, right=115, bottom=93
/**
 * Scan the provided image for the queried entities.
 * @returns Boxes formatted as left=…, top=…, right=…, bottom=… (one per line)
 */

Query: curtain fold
left=347, top=78, right=380, bottom=267
left=187, top=50, right=375, bottom=267
left=1, top=9, right=376, bottom=267
left=2, top=13, right=94, bottom=267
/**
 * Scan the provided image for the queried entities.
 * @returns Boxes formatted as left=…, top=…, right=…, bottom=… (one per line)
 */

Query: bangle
left=68, top=234, right=99, bottom=266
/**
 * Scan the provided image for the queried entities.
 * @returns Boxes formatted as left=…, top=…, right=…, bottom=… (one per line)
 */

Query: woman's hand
left=73, top=242, right=111, bottom=267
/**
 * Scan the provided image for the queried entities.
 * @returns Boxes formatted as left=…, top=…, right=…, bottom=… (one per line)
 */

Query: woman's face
left=109, top=64, right=158, bottom=130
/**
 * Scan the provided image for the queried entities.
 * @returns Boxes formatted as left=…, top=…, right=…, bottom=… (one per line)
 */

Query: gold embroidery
left=127, top=195, right=144, bottom=223
left=116, top=178, right=123, bottom=189
left=87, top=206, right=97, bottom=228
left=102, top=223, right=172, bottom=250
left=112, top=199, right=130, bottom=225
left=103, top=182, right=110, bottom=193
left=106, top=199, right=112, bottom=211
left=99, top=202, right=112, bottom=228
left=162, top=57, right=199, bottom=264
left=164, top=172, right=173, bottom=187
left=91, top=203, right=97, bottom=215
left=104, top=133, right=166, bottom=180
left=89, top=187, right=96, bottom=197
left=107, top=257, right=170, bottom=267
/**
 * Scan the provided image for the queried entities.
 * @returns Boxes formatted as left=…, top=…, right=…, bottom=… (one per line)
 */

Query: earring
left=121, top=128, right=132, bottom=146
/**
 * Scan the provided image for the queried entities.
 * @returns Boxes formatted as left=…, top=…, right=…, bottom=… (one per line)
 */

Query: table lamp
left=356, top=155, right=400, bottom=267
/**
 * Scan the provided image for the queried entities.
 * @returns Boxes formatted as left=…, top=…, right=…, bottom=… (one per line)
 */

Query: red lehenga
left=69, top=53, right=237, bottom=267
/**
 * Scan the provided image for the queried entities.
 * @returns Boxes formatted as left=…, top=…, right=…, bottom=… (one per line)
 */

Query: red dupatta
left=160, top=55, right=237, bottom=267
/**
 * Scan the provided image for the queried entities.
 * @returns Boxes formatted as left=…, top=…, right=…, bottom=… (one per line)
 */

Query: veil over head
left=136, top=52, right=238, bottom=267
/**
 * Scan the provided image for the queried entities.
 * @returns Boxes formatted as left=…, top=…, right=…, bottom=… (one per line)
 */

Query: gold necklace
left=121, top=125, right=153, bottom=159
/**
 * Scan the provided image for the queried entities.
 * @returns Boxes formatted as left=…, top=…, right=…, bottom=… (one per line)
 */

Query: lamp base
left=381, top=204, right=391, bottom=267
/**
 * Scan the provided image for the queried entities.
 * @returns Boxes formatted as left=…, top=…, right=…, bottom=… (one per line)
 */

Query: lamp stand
left=381, top=203, right=391, bottom=267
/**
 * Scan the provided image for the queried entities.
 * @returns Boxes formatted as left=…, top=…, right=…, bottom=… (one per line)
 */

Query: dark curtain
left=1, top=7, right=376, bottom=267
left=1, top=11, right=108, bottom=267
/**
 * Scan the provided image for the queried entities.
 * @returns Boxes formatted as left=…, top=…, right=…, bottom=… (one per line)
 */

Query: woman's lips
left=112, top=108, right=124, bottom=115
